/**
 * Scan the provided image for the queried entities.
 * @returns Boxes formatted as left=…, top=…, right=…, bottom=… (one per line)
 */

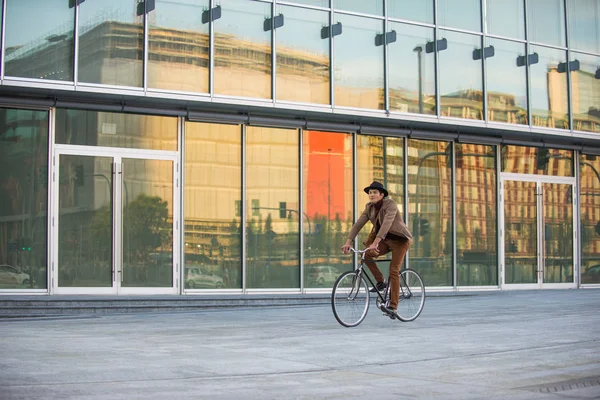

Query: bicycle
left=331, top=247, right=425, bottom=327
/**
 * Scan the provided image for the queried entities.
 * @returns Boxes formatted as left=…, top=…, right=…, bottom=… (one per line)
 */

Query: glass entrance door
left=53, top=151, right=177, bottom=294
left=502, top=177, right=576, bottom=288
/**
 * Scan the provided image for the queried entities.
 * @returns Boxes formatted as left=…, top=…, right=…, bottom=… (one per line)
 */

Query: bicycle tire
left=331, top=271, right=370, bottom=327
left=395, top=269, right=425, bottom=322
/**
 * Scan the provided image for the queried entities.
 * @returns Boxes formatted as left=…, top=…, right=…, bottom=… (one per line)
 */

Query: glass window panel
left=55, top=109, right=177, bottom=151
left=78, top=0, right=143, bottom=87
left=486, top=0, right=525, bottom=39
left=288, top=0, right=329, bottom=7
left=356, top=135, right=405, bottom=281
left=408, top=140, right=452, bottom=286
left=183, top=122, right=242, bottom=289
left=580, top=154, right=600, bottom=284
left=388, top=23, right=436, bottom=115
left=543, top=182, right=573, bottom=284
left=437, top=0, right=481, bottom=32
left=247, top=127, right=299, bottom=289
left=527, top=0, right=566, bottom=47
left=4, top=0, right=74, bottom=81
left=333, top=15, right=384, bottom=110
left=570, top=53, right=600, bottom=133
left=439, top=30, right=483, bottom=120
left=388, top=0, right=433, bottom=24
left=276, top=5, right=330, bottom=104
left=303, top=131, right=353, bottom=288
left=486, top=38, right=528, bottom=125
left=567, top=0, right=600, bottom=53
left=0, top=109, right=49, bottom=290
left=122, top=159, right=174, bottom=288
left=58, top=155, right=112, bottom=287
left=504, top=180, right=538, bottom=284
left=214, top=0, right=271, bottom=99
left=147, top=0, right=210, bottom=93
left=530, top=46, right=568, bottom=129
left=456, top=144, right=497, bottom=286
left=334, top=0, right=383, bottom=15
left=501, top=145, right=574, bottom=176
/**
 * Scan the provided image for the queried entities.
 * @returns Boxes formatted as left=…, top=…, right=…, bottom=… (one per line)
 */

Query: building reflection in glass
left=408, top=140, right=453, bottom=286
left=570, top=53, right=600, bottom=133
left=246, top=127, right=300, bottom=289
left=303, top=131, right=353, bottom=288
left=0, top=109, right=49, bottom=289
left=183, top=122, right=242, bottom=289
left=456, top=144, right=497, bottom=286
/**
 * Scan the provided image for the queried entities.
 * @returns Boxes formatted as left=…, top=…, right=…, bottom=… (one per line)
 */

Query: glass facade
left=0, top=0, right=597, bottom=132
left=0, top=1, right=599, bottom=296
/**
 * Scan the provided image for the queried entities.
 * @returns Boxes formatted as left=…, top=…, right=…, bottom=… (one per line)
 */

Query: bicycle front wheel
left=396, top=269, right=425, bottom=322
left=331, top=271, right=370, bottom=327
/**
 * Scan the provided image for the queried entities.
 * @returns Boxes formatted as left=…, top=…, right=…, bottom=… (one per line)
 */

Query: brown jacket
left=347, top=197, right=413, bottom=243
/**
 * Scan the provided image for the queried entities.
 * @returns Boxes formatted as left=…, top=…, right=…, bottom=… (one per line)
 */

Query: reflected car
left=306, top=265, right=340, bottom=286
left=582, top=265, right=600, bottom=284
left=185, top=266, right=224, bottom=289
left=0, top=264, right=31, bottom=285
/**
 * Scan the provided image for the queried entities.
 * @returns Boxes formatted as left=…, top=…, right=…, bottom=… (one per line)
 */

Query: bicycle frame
left=354, top=251, right=414, bottom=304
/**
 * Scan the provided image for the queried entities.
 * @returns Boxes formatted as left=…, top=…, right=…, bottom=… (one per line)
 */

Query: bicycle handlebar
left=347, top=247, right=368, bottom=254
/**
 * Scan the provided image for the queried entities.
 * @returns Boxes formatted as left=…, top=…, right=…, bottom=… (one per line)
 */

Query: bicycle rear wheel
left=331, top=271, right=370, bottom=327
left=396, top=269, right=425, bottom=322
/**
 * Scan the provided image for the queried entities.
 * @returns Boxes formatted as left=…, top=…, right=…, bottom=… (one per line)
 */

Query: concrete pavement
left=1, top=289, right=599, bottom=399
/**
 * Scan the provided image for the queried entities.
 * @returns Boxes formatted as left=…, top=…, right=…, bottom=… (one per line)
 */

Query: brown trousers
left=364, top=238, right=411, bottom=310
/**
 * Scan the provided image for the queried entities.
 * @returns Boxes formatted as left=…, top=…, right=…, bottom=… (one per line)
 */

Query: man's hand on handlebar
left=341, top=242, right=352, bottom=254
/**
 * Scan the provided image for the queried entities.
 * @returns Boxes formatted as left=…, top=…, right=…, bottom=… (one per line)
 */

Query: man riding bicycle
left=341, top=181, right=413, bottom=317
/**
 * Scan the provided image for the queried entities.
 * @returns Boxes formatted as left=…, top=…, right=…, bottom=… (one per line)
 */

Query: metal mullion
left=383, top=0, right=389, bottom=112
left=177, top=117, right=185, bottom=294
left=143, top=4, right=149, bottom=92
left=113, top=159, right=123, bottom=293
left=209, top=0, right=215, bottom=99
left=48, top=109, right=57, bottom=294
left=481, top=0, right=488, bottom=123
left=299, top=128, right=304, bottom=290
left=329, top=3, right=335, bottom=108
left=271, top=0, right=277, bottom=103
left=497, top=145, right=503, bottom=287
left=563, top=0, right=574, bottom=132
left=73, top=2, right=80, bottom=87
left=451, top=143, right=457, bottom=288
left=574, top=151, right=581, bottom=287
left=537, top=181, right=543, bottom=285
left=433, top=0, right=440, bottom=118
left=524, top=0, right=532, bottom=128
left=241, top=124, right=247, bottom=292
left=352, top=131, right=358, bottom=270
left=0, top=0, right=6, bottom=80
left=404, top=137, right=409, bottom=271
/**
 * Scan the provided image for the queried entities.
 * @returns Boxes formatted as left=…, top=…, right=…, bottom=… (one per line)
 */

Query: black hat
left=363, top=181, right=388, bottom=197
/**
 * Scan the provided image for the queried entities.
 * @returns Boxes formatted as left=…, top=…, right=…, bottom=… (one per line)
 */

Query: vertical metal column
left=241, top=124, right=247, bottom=292
left=299, top=128, right=305, bottom=291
